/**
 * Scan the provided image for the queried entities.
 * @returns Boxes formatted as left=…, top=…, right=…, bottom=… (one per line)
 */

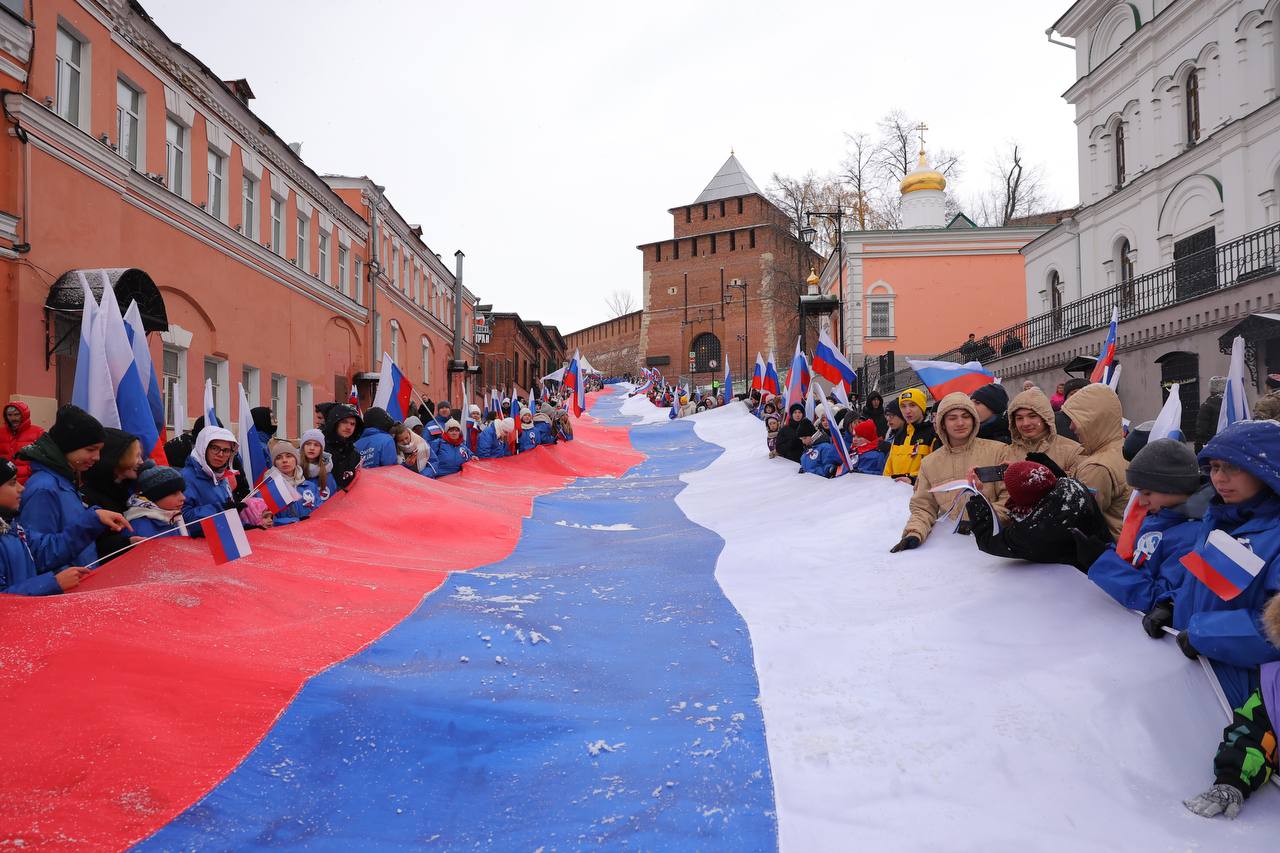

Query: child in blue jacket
left=476, top=419, right=512, bottom=459
left=848, top=419, right=887, bottom=475
left=516, top=413, right=539, bottom=453
left=355, top=407, right=399, bottom=469
left=1, top=457, right=128, bottom=595
left=430, top=420, right=473, bottom=477
left=298, top=430, right=337, bottom=516
left=1087, top=438, right=1211, bottom=618
left=1137, top=421, right=1280, bottom=709
left=266, top=438, right=307, bottom=525
left=123, top=465, right=188, bottom=539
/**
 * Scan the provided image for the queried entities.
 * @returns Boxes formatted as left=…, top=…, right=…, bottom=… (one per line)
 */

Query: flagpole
left=81, top=504, right=253, bottom=569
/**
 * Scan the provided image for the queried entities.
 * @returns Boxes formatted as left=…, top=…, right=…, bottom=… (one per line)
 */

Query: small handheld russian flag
left=1089, top=307, right=1119, bottom=384
left=198, top=508, right=253, bottom=565
left=259, top=470, right=301, bottom=515
left=1180, top=529, right=1266, bottom=601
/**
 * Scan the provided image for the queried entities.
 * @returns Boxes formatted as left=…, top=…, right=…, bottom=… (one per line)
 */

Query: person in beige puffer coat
left=1001, top=387, right=1084, bottom=473
left=1059, top=383, right=1131, bottom=537
left=890, top=393, right=1009, bottom=553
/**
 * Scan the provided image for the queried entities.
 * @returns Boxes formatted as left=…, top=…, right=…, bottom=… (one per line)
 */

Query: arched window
left=1049, top=270, right=1064, bottom=327
left=1185, top=69, right=1201, bottom=145
left=1113, top=121, right=1126, bottom=188
left=1118, top=238, right=1135, bottom=305
left=421, top=337, right=431, bottom=384
left=690, top=332, right=722, bottom=374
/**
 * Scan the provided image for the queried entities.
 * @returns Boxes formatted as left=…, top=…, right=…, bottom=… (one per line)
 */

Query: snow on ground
left=669, top=399, right=1279, bottom=852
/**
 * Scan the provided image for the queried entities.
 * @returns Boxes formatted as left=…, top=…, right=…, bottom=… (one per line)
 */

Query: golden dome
left=806, top=266, right=820, bottom=287
left=900, top=150, right=946, bottom=195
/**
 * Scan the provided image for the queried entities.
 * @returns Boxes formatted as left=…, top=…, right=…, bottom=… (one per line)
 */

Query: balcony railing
left=863, top=221, right=1280, bottom=394
left=931, top=221, right=1280, bottom=367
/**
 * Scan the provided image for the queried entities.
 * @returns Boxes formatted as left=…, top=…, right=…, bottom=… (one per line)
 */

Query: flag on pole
left=763, top=351, right=781, bottom=397
left=831, top=378, right=851, bottom=409
left=372, top=352, right=413, bottom=422
left=71, top=273, right=98, bottom=410
left=122, top=300, right=167, bottom=458
left=564, top=349, right=585, bottom=417
left=199, top=508, right=252, bottom=565
left=1117, top=383, right=1185, bottom=562
left=906, top=359, right=997, bottom=399
left=751, top=353, right=765, bottom=394
left=96, top=278, right=159, bottom=455
left=347, top=384, right=360, bottom=413
left=819, top=396, right=857, bottom=475
left=1216, top=335, right=1249, bottom=435
left=236, top=383, right=261, bottom=489
left=1180, top=529, right=1267, bottom=601
left=783, top=339, right=810, bottom=414
left=172, top=394, right=185, bottom=439
left=1089, top=307, right=1119, bottom=384
left=204, top=378, right=220, bottom=428
left=812, top=329, right=857, bottom=392
left=722, top=359, right=733, bottom=406
left=259, top=470, right=301, bottom=515
left=79, top=285, right=118, bottom=428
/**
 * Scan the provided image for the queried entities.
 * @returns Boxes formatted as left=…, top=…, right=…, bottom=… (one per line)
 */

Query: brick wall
left=565, top=311, right=642, bottom=377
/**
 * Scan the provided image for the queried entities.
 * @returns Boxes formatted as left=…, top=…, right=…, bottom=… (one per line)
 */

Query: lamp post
left=804, top=209, right=846, bottom=353
left=798, top=227, right=818, bottom=352
left=726, top=278, right=747, bottom=394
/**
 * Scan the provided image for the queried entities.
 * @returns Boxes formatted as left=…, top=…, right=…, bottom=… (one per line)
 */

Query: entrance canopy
left=45, top=268, right=168, bottom=332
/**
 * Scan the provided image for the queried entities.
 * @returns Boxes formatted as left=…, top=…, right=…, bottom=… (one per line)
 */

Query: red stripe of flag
left=1180, top=551, right=1242, bottom=600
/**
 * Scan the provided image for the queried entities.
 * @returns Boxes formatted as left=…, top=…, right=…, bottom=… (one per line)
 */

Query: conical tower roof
left=694, top=153, right=762, bottom=204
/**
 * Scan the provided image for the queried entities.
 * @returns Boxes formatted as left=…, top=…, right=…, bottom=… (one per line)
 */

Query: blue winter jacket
left=534, top=421, right=556, bottom=446
left=800, top=441, right=842, bottom=478
left=245, top=427, right=273, bottom=482
left=430, top=439, right=472, bottom=477
left=1169, top=493, right=1280, bottom=708
left=182, top=457, right=234, bottom=524
left=126, top=514, right=184, bottom=540
left=355, top=428, right=398, bottom=469
left=1, top=510, right=105, bottom=595
left=1088, top=488, right=1211, bottom=612
left=476, top=425, right=508, bottom=459
left=854, top=448, right=887, bottom=475
left=296, top=475, right=337, bottom=519
left=17, top=462, right=98, bottom=569
left=516, top=428, right=538, bottom=453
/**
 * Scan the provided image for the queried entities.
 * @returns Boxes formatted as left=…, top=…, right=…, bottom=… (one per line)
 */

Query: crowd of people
left=745, top=372, right=1280, bottom=820
left=0, top=382, right=592, bottom=598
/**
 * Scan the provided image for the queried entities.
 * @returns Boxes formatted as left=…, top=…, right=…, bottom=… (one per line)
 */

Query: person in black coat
left=966, top=460, right=1111, bottom=569
left=862, top=391, right=888, bottom=438
left=322, top=403, right=365, bottom=492
left=971, top=383, right=1011, bottom=445
left=81, top=428, right=146, bottom=561
left=163, top=416, right=204, bottom=470
left=775, top=403, right=816, bottom=463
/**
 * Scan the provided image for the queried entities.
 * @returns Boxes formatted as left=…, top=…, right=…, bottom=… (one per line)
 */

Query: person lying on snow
left=1184, top=593, right=1280, bottom=820
left=1122, top=420, right=1280, bottom=712
left=430, top=420, right=473, bottom=477
left=966, top=460, right=1110, bottom=567
left=123, top=465, right=188, bottom=540
left=0, top=456, right=129, bottom=596
left=298, top=430, right=337, bottom=514
left=890, top=393, right=1006, bottom=554
left=882, top=388, right=939, bottom=485
left=1083, top=438, right=1212, bottom=613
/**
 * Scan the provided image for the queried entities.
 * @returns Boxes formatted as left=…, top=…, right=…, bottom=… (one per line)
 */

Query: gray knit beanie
left=1126, top=438, right=1200, bottom=495
left=138, top=465, right=186, bottom=501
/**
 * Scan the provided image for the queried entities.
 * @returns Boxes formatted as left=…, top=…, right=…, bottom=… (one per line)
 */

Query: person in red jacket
left=0, top=402, right=44, bottom=484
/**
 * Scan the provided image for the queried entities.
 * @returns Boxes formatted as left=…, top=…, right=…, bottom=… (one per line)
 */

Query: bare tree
left=840, top=131, right=879, bottom=231
left=605, top=289, right=638, bottom=318
left=972, top=142, right=1053, bottom=226
left=870, top=110, right=963, bottom=229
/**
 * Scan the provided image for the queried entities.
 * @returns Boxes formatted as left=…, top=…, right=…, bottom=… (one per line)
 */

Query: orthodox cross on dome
left=915, top=121, right=929, bottom=155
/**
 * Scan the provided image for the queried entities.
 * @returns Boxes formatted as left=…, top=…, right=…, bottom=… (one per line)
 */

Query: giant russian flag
left=1179, top=529, right=1267, bottom=601
left=907, top=358, right=996, bottom=399
left=1089, top=307, right=1119, bottom=384
left=372, top=352, right=414, bottom=422
left=812, top=329, right=856, bottom=391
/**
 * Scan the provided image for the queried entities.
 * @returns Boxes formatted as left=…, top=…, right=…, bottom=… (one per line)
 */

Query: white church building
left=976, top=0, right=1280, bottom=432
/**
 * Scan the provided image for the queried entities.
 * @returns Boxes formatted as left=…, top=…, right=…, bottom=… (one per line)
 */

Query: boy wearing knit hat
left=882, top=388, right=939, bottom=483
left=1, top=456, right=129, bottom=595
left=970, top=383, right=1011, bottom=445
left=1085, top=438, right=1211, bottom=629
left=850, top=419, right=887, bottom=475
left=124, top=465, right=188, bottom=539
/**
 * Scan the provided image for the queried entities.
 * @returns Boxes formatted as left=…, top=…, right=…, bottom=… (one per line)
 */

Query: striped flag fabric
left=204, top=378, right=220, bottom=428
left=1117, top=383, right=1185, bottom=562
left=783, top=339, right=810, bottom=413
left=236, top=383, right=260, bottom=489
left=751, top=353, right=765, bottom=394
left=198, top=508, right=253, bottom=565
left=1216, top=335, right=1249, bottom=435
left=906, top=359, right=997, bottom=399
left=1180, top=529, right=1266, bottom=601
left=722, top=360, right=733, bottom=406
left=762, top=352, right=781, bottom=397
left=122, top=300, right=168, bottom=460
left=259, top=470, right=301, bottom=516
left=812, top=329, right=856, bottom=392
left=1089, top=307, right=1119, bottom=384
left=818, top=395, right=856, bottom=475
left=372, top=352, right=413, bottom=422
left=71, top=273, right=98, bottom=410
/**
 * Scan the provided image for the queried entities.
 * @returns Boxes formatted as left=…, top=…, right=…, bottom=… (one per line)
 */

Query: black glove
left=1142, top=601, right=1174, bottom=639
left=1177, top=630, right=1199, bottom=660
left=890, top=535, right=920, bottom=554
left=1025, top=451, right=1067, bottom=479
left=966, top=498, right=994, bottom=539
left=1069, top=527, right=1109, bottom=570
left=956, top=520, right=972, bottom=536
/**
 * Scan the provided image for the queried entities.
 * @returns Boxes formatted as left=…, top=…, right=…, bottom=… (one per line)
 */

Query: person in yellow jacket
left=890, top=392, right=1010, bottom=553
left=882, top=387, right=940, bottom=484
left=1000, top=387, right=1084, bottom=473
left=1059, top=383, right=1131, bottom=538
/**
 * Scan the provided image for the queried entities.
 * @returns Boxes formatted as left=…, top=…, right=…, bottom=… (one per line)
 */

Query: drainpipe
left=368, top=197, right=379, bottom=373
left=453, top=250, right=465, bottom=403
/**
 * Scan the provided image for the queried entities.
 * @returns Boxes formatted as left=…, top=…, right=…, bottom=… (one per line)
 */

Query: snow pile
left=677, top=402, right=1280, bottom=851
left=619, top=390, right=675, bottom=425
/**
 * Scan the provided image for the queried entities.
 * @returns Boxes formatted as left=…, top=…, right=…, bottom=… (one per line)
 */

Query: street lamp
left=796, top=227, right=818, bottom=352
left=804, top=210, right=846, bottom=353
left=726, top=278, right=747, bottom=393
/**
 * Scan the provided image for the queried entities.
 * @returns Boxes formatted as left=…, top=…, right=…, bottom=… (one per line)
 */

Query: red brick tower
left=637, top=154, right=822, bottom=388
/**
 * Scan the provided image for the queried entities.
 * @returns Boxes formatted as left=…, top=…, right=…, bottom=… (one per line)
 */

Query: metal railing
left=924, top=221, right=1280, bottom=368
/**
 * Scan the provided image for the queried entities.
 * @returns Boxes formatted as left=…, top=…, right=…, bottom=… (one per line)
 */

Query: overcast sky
left=144, top=0, right=1080, bottom=333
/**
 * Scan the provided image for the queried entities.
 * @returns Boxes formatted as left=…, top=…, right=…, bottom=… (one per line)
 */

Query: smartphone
left=974, top=465, right=1008, bottom=483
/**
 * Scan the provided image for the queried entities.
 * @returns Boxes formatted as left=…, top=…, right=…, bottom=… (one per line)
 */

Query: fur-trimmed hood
left=1265, top=594, right=1280, bottom=648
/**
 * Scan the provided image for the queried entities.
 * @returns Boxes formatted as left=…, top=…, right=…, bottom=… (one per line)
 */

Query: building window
left=271, top=373, right=286, bottom=433
left=390, top=245, right=399, bottom=289
left=692, top=237, right=699, bottom=256
left=296, top=214, right=308, bottom=271
left=685, top=207, right=691, bottom=223
left=1118, top=238, right=1135, bottom=305
left=749, top=229, right=756, bottom=249
left=737, top=198, right=744, bottom=214
left=242, top=365, right=260, bottom=406
left=295, top=381, right=312, bottom=440
left=422, top=338, right=431, bottom=384
left=115, top=79, right=142, bottom=168
left=162, top=345, right=185, bottom=430
left=338, top=245, right=349, bottom=296
left=1113, top=122, right=1125, bottom=189
left=1186, top=69, right=1201, bottom=145
left=690, top=332, right=722, bottom=374
left=242, top=174, right=257, bottom=239
left=869, top=301, right=892, bottom=338
left=203, top=357, right=228, bottom=425
left=270, top=195, right=284, bottom=253
left=206, top=149, right=226, bottom=221
left=389, top=320, right=400, bottom=364
left=702, top=203, right=708, bottom=220
left=165, top=119, right=186, bottom=196
left=403, top=256, right=410, bottom=294
left=54, top=26, right=84, bottom=126
left=655, top=244, right=662, bottom=262
left=729, top=232, right=737, bottom=251
left=710, top=234, right=717, bottom=254
left=672, top=240, right=680, bottom=260
left=1049, top=270, right=1064, bottom=327
left=719, top=200, right=726, bottom=217
left=318, top=231, right=330, bottom=283
left=353, top=258, right=363, bottom=304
